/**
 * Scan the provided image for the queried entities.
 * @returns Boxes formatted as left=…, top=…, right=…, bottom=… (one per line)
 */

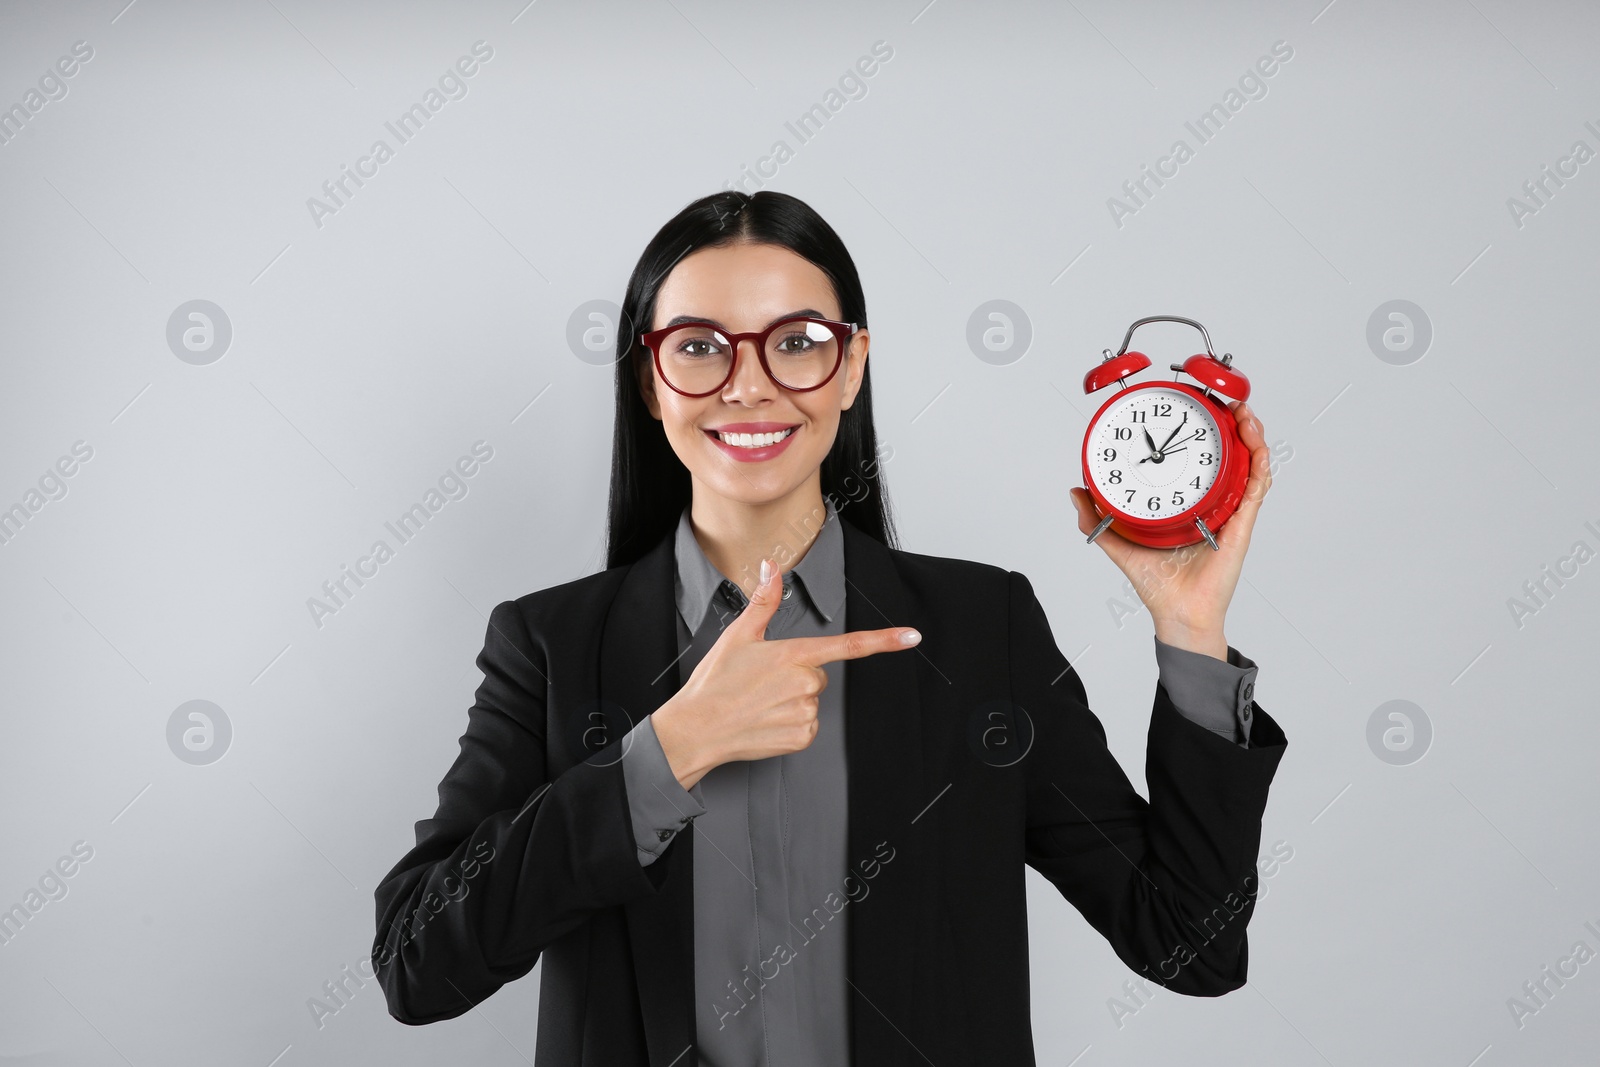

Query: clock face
left=1086, top=387, right=1223, bottom=520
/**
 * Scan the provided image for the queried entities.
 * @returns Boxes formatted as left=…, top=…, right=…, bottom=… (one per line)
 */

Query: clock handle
left=1115, top=316, right=1216, bottom=357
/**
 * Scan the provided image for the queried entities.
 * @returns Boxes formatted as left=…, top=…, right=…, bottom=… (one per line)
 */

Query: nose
left=720, top=338, right=778, bottom=403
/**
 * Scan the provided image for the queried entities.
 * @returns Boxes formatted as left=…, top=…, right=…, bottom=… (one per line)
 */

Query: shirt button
left=1242, top=706, right=1252, bottom=721
left=1242, top=681, right=1254, bottom=702
left=781, top=583, right=793, bottom=600
left=656, top=829, right=672, bottom=842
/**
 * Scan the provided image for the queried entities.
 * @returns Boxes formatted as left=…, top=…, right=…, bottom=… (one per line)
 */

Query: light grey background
left=2, top=1, right=1597, bottom=1064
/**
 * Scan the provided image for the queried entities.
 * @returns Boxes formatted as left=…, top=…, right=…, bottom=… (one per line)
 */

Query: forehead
left=654, top=242, right=839, bottom=327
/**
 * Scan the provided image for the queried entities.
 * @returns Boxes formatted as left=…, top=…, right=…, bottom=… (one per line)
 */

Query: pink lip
left=706, top=421, right=799, bottom=433
left=704, top=424, right=800, bottom=463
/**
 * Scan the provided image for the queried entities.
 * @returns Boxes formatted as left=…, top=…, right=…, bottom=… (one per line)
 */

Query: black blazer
left=372, top=516, right=1288, bottom=1065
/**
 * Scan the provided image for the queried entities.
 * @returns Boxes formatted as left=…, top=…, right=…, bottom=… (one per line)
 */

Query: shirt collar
left=674, top=497, right=846, bottom=634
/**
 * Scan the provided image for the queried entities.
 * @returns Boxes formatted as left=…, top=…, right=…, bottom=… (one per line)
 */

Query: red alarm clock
left=1080, top=316, right=1252, bottom=551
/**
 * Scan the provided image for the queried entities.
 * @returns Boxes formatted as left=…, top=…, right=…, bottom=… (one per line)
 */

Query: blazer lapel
left=606, top=529, right=700, bottom=1065
left=606, top=518, right=926, bottom=1066
left=841, top=520, right=925, bottom=1067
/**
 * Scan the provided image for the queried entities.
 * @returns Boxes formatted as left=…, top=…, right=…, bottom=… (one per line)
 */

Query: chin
left=706, top=469, right=805, bottom=502
left=711, top=479, right=793, bottom=503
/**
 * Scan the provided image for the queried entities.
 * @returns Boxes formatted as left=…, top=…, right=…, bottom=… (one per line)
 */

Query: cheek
left=654, top=393, right=700, bottom=436
left=804, top=392, right=845, bottom=429
left=660, top=402, right=710, bottom=455
left=796, top=403, right=843, bottom=453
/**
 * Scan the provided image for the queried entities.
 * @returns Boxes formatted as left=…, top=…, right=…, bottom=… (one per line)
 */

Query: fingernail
left=760, top=558, right=772, bottom=584
left=900, top=629, right=921, bottom=645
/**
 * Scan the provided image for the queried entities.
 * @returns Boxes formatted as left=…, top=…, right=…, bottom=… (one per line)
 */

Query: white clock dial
left=1086, top=388, right=1222, bottom=520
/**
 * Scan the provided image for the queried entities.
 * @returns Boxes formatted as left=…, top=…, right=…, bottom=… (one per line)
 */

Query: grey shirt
left=619, top=498, right=1261, bottom=1066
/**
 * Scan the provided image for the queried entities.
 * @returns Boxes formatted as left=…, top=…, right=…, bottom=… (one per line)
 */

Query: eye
left=773, top=331, right=815, bottom=354
left=675, top=337, right=725, bottom=359
left=770, top=320, right=826, bottom=354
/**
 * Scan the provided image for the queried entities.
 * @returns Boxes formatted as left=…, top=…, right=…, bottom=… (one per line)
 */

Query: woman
left=372, top=190, right=1287, bottom=1065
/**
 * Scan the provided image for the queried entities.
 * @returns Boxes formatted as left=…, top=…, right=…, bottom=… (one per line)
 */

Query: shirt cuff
left=621, top=713, right=708, bottom=866
left=1152, top=634, right=1259, bottom=749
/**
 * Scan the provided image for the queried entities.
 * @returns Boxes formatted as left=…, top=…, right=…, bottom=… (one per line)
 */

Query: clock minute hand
left=1165, top=429, right=1204, bottom=451
left=1155, top=412, right=1187, bottom=455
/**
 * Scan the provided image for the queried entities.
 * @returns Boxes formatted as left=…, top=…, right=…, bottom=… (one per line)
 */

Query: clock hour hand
left=1143, top=428, right=1159, bottom=459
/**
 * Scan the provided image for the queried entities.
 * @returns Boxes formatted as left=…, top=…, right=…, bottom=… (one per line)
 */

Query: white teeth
left=717, top=427, right=795, bottom=448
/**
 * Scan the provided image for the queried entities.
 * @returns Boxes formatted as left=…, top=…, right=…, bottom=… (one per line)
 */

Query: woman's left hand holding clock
left=1068, top=400, right=1273, bottom=660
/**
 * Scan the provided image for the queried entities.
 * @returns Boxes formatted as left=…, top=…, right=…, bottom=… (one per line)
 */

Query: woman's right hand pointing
left=652, top=556, right=921, bottom=790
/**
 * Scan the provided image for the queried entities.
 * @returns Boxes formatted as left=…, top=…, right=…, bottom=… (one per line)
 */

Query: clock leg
left=1086, top=513, right=1115, bottom=544
left=1194, top=517, right=1220, bottom=551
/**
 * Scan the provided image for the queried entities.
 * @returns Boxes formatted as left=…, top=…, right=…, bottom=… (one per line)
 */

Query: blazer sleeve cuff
left=621, top=714, right=707, bottom=866
left=1153, top=635, right=1260, bottom=748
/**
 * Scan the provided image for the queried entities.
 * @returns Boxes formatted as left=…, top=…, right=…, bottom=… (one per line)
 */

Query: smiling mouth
left=704, top=426, right=799, bottom=449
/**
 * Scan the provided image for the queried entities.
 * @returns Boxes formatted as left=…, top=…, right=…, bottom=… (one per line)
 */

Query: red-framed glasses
left=639, top=316, right=857, bottom=397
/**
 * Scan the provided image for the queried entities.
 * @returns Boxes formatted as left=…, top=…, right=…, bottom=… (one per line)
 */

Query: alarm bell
left=1084, top=316, right=1250, bottom=401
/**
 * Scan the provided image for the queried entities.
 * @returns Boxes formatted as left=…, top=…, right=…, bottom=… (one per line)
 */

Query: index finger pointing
left=783, top=626, right=922, bottom=666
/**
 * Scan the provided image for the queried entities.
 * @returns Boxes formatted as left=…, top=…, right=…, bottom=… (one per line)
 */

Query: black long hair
left=604, top=190, right=899, bottom=569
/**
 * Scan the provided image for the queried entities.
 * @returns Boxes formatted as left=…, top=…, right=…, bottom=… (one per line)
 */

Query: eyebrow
left=662, top=308, right=827, bottom=329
